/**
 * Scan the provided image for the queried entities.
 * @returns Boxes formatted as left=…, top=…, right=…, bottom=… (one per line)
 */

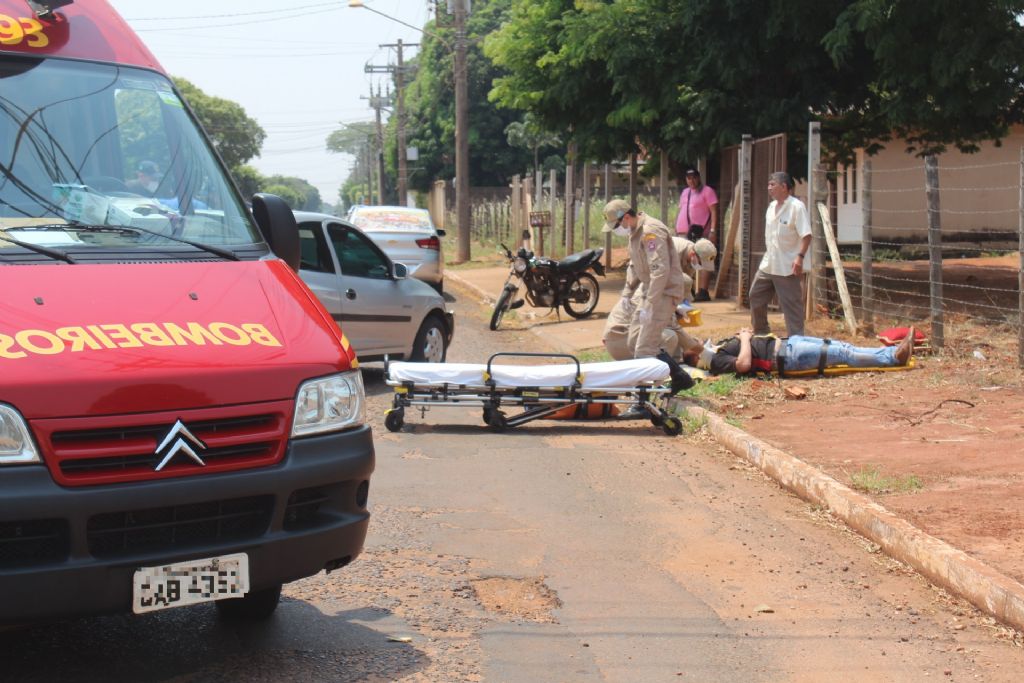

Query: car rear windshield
left=350, top=208, right=433, bottom=232
left=0, top=56, right=260, bottom=253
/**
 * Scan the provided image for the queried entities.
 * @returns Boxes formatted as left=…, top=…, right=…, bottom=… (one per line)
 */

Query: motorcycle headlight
left=292, top=371, right=366, bottom=437
left=513, top=257, right=528, bottom=274
left=0, top=404, right=40, bottom=465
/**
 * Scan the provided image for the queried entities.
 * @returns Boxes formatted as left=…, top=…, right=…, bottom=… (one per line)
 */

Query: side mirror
left=393, top=262, right=409, bottom=280
left=435, top=228, right=446, bottom=237
left=251, top=193, right=300, bottom=272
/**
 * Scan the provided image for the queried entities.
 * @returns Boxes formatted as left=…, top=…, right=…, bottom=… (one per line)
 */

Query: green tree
left=232, top=164, right=265, bottom=198
left=262, top=183, right=304, bottom=210
left=824, top=0, right=1024, bottom=156
left=487, top=0, right=1024, bottom=171
left=263, top=175, right=322, bottom=211
left=173, top=77, right=267, bottom=170
left=396, top=0, right=534, bottom=192
left=504, top=112, right=561, bottom=177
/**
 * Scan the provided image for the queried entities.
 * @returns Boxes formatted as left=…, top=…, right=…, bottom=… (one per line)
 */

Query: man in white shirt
left=750, top=171, right=812, bottom=336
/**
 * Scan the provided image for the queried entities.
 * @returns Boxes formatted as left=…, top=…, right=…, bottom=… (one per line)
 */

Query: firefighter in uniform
left=603, top=236, right=715, bottom=361
left=601, top=199, right=687, bottom=359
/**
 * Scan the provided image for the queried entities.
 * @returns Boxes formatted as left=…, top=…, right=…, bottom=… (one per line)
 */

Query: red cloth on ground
left=877, top=327, right=927, bottom=346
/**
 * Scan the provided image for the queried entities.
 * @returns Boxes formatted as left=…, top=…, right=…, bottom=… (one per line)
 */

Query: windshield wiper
left=20, top=222, right=241, bottom=261
left=0, top=231, right=75, bottom=263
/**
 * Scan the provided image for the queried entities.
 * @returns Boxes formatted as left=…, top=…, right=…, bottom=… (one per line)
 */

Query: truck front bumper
left=0, top=426, right=374, bottom=624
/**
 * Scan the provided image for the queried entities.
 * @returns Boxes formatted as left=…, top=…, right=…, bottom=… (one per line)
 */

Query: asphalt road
left=3, top=282, right=1023, bottom=682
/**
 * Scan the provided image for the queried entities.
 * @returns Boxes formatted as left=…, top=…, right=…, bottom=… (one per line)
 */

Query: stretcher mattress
left=388, top=357, right=671, bottom=389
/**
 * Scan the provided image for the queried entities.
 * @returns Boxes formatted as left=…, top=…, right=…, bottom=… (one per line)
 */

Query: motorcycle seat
left=557, top=249, right=600, bottom=272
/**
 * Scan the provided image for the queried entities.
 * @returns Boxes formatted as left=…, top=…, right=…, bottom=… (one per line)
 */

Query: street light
left=347, top=0, right=438, bottom=39
left=348, top=0, right=471, bottom=262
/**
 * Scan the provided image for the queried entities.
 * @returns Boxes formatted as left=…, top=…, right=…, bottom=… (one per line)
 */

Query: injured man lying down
left=683, top=327, right=916, bottom=377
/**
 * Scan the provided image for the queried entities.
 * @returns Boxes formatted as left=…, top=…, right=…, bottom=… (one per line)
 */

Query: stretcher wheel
left=661, top=416, right=683, bottom=437
left=649, top=411, right=663, bottom=427
left=482, top=406, right=494, bottom=424
left=384, top=408, right=404, bottom=432
left=487, top=410, right=508, bottom=432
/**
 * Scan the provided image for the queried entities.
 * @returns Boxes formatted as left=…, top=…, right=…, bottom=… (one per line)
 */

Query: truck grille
left=32, top=401, right=292, bottom=486
left=0, top=519, right=69, bottom=568
left=87, top=495, right=273, bottom=559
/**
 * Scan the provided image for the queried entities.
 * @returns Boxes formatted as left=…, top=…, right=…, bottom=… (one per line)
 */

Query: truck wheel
left=385, top=408, right=404, bottom=432
left=215, top=583, right=282, bottom=621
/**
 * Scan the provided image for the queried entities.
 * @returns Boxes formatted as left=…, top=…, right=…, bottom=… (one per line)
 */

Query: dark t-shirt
left=709, top=336, right=779, bottom=375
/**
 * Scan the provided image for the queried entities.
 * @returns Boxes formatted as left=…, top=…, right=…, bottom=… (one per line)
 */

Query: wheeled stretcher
left=384, top=352, right=686, bottom=436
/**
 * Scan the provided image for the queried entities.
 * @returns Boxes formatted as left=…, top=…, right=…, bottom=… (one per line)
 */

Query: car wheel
left=410, top=314, right=448, bottom=363
left=215, top=583, right=282, bottom=621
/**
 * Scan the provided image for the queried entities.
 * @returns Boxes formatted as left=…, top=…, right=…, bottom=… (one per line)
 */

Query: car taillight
left=415, top=236, right=440, bottom=250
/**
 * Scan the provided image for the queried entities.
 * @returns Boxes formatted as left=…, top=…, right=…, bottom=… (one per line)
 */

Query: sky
left=108, top=0, right=433, bottom=206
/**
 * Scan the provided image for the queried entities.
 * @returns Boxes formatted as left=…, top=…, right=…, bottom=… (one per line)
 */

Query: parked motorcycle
left=489, top=243, right=605, bottom=331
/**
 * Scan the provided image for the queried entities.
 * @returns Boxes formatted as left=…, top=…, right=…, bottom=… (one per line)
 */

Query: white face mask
left=612, top=226, right=630, bottom=238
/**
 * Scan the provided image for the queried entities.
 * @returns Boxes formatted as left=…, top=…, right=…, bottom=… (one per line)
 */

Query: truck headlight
left=292, top=371, right=366, bottom=437
left=0, top=404, right=40, bottom=465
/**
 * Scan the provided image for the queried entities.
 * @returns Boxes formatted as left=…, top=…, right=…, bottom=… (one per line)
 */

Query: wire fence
left=820, top=150, right=1023, bottom=366
left=446, top=188, right=682, bottom=259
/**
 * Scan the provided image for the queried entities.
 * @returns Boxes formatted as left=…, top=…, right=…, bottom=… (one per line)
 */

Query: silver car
left=347, top=205, right=445, bottom=293
left=294, top=211, right=453, bottom=362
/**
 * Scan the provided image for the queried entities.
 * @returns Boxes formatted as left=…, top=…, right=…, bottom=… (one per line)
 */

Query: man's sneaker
left=618, top=405, right=648, bottom=420
left=509, top=299, right=526, bottom=310
left=895, top=327, right=916, bottom=365
left=693, top=289, right=711, bottom=302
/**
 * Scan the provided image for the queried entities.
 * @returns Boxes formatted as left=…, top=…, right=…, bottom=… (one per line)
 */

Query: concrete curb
left=447, top=270, right=495, bottom=304
left=681, top=402, right=1024, bottom=633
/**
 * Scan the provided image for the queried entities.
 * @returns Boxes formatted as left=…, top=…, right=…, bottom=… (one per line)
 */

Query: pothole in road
left=470, top=576, right=561, bottom=623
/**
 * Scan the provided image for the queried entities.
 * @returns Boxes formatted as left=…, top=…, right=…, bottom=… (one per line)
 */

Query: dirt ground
left=695, top=313, right=1024, bottom=587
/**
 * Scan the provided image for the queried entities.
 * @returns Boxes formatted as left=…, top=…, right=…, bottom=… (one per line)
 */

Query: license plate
left=132, top=553, right=249, bottom=615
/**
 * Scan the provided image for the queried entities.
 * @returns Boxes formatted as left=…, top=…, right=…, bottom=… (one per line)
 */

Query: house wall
left=837, top=125, right=1022, bottom=244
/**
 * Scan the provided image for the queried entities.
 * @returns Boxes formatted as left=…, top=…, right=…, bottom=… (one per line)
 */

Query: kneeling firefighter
left=600, top=199, right=687, bottom=359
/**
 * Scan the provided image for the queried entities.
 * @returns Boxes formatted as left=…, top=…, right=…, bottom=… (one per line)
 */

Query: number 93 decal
left=0, top=14, right=51, bottom=48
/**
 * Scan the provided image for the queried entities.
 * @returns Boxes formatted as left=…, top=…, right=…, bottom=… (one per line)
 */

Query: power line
left=126, top=2, right=338, bottom=22
left=135, top=6, right=342, bottom=32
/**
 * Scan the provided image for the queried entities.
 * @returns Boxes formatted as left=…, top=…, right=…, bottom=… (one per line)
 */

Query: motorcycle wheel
left=563, top=272, right=600, bottom=319
left=489, top=284, right=515, bottom=331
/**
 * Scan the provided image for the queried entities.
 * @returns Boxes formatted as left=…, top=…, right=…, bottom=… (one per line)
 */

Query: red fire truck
left=0, top=0, right=374, bottom=622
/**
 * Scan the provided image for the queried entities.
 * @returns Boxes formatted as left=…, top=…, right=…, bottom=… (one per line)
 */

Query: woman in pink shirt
left=675, top=168, right=718, bottom=301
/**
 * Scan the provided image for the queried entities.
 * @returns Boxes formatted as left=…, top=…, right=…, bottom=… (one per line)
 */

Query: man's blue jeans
left=783, top=336, right=897, bottom=371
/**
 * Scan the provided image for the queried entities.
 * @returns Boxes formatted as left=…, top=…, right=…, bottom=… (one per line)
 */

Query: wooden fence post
left=1018, top=147, right=1023, bottom=368
left=549, top=168, right=558, bottom=257
left=565, top=141, right=576, bottom=254
left=807, top=122, right=823, bottom=315
left=582, top=163, right=591, bottom=248
left=925, top=155, right=944, bottom=350
left=604, top=163, right=612, bottom=269
left=659, top=152, right=669, bottom=224
left=861, top=158, right=874, bottom=334
left=738, top=134, right=753, bottom=306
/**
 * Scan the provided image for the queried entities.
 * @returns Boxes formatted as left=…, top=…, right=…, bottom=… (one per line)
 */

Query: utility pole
left=362, top=83, right=390, bottom=204
left=394, top=39, right=408, bottom=206
left=374, top=85, right=387, bottom=204
left=366, top=42, right=418, bottom=206
left=454, top=0, right=471, bottom=262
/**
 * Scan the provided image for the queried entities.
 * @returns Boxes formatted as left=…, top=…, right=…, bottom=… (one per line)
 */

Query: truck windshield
left=0, top=56, right=261, bottom=255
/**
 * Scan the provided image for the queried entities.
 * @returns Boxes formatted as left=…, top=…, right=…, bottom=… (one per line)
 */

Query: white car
left=294, top=211, right=453, bottom=362
left=346, top=205, right=445, bottom=293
